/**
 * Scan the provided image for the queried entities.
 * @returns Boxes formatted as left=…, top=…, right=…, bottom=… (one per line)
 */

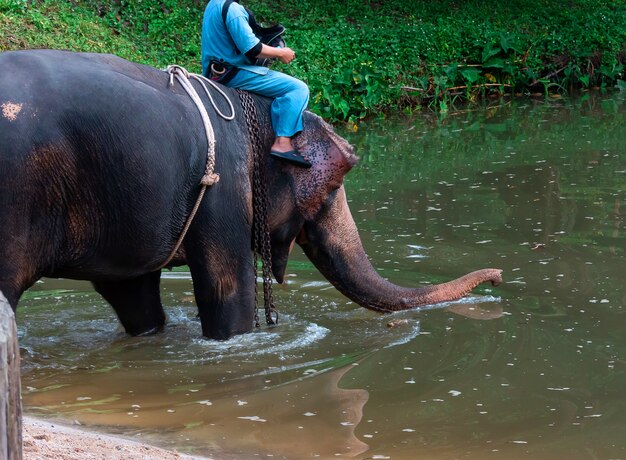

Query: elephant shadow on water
left=0, top=49, right=502, bottom=340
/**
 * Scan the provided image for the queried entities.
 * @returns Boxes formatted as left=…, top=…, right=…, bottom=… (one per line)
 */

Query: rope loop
left=165, top=65, right=236, bottom=121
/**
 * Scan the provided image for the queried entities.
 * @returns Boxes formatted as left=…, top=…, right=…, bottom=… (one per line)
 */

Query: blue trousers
left=227, top=69, right=309, bottom=138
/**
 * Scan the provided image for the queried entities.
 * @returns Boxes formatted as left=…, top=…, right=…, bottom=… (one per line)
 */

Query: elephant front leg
left=92, top=271, right=165, bottom=336
left=188, top=250, right=256, bottom=340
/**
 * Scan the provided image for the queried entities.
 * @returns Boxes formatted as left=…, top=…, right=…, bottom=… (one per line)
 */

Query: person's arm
left=225, top=5, right=296, bottom=65
left=254, top=44, right=296, bottom=64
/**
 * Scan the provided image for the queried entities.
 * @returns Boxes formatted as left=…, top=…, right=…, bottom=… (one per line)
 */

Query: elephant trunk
left=297, top=187, right=502, bottom=312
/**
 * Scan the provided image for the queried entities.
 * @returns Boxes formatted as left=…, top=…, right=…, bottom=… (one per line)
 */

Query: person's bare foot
left=270, top=136, right=293, bottom=153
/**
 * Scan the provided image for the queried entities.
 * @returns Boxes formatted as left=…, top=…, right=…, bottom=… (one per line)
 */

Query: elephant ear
left=292, top=113, right=358, bottom=220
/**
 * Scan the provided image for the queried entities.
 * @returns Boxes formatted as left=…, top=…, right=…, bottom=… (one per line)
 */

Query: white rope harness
left=158, top=65, right=236, bottom=269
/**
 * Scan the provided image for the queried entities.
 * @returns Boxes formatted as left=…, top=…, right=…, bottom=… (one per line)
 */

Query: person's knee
left=291, top=80, right=309, bottom=104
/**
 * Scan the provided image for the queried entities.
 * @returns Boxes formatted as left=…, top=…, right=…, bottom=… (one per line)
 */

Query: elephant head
left=264, top=112, right=502, bottom=313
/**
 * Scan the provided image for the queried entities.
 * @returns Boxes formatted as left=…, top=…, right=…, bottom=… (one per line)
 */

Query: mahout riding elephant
left=0, top=50, right=502, bottom=340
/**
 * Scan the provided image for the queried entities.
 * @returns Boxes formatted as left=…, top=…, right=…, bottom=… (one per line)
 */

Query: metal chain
left=237, top=90, right=277, bottom=327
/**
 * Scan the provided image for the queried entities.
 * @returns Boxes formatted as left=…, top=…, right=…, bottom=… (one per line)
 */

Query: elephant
left=0, top=50, right=502, bottom=340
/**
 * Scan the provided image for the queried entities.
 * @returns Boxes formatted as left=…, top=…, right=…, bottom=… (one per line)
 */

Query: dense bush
left=1, top=0, right=625, bottom=121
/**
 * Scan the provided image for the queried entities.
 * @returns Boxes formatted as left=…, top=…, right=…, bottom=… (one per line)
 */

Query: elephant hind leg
left=0, top=283, right=21, bottom=311
left=0, top=262, right=41, bottom=311
left=93, top=271, right=165, bottom=336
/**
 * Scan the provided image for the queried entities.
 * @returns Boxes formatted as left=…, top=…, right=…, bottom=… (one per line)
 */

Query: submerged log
left=0, top=291, right=22, bottom=460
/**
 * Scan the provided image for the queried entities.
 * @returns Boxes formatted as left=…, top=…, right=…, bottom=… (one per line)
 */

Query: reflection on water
left=18, top=95, right=625, bottom=459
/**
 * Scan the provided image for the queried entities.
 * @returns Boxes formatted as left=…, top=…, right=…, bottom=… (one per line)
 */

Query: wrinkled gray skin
left=0, top=50, right=502, bottom=340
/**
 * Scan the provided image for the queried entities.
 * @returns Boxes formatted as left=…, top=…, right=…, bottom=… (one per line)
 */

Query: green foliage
left=95, top=0, right=203, bottom=67
left=307, top=64, right=395, bottom=121
left=1, top=0, right=625, bottom=121
left=0, top=0, right=28, bottom=13
left=0, top=0, right=152, bottom=63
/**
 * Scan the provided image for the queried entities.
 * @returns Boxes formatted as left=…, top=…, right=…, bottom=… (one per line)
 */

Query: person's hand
left=278, top=47, right=296, bottom=64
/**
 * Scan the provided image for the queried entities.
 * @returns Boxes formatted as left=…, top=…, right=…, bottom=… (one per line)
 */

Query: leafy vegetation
left=1, top=0, right=625, bottom=121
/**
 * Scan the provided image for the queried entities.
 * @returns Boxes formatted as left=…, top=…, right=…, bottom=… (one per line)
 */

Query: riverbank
left=23, top=416, right=210, bottom=460
left=1, top=0, right=624, bottom=121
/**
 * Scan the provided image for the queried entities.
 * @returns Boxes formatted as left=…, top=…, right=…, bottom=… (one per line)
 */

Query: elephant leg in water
left=184, top=213, right=258, bottom=340
left=92, top=271, right=165, bottom=336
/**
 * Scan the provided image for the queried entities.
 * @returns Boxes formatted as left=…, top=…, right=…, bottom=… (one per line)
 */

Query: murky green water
left=17, top=95, right=625, bottom=459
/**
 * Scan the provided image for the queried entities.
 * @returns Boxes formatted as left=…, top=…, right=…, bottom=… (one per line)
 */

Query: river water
left=17, top=95, right=625, bottom=459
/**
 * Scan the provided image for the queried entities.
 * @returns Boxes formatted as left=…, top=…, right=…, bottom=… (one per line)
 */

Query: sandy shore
left=22, top=417, right=211, bottom=460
